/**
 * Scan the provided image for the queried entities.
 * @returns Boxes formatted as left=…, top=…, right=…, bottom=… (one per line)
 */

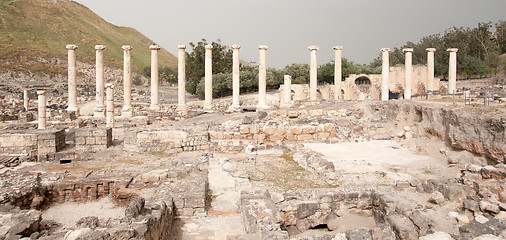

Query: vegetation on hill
left=0, top=0, right=177, bottom=77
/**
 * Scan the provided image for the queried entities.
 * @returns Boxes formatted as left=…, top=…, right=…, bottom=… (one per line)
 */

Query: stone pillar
left=176, top=45, right=187, bottom=114
left=37, top=91, right=47, bottom=130
left=66, top=44, right=78, bottom=112
left=203, top=45, right=213, bottom=112
left=308, top=45, right=319, bottom=101
left=333, top=46, right=343, bottom=100
left=403, top=48, right=413, bottom=100
left=228, top=45, right=241, bottom=111
left=426, top=48, right=436, bottom=92
left=381, top=48, right=390, bottom=101
left=122, top=45, right=133, bottom=117
left=257, top=45, right=268, bottom=110
left=149, top=44, right=160, bottom=111
left=282, top=75, right=292, bottom=108
left=94, top=45, right=106, bottom=117
left=447, top=48, right=458, bottom=94
left=23, top=89, right=29, bottom=111
left=106, top=83, right=114, bottom=128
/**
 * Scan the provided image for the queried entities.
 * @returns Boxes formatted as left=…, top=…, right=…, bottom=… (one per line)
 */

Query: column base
left=203, top=105, right=214, bottom=113
left=93, top=108, right=105, bottom=118
left=121, top=110, right=133, bottom=118
left=149, top=104, right=160, bottom=112
left=66, top=107, right=80, bottom=116
left=227, top=104, right=241, bottom=112
left=176, top=104, right=188, bottom=116
left=256, top=104, right=270, bottom=111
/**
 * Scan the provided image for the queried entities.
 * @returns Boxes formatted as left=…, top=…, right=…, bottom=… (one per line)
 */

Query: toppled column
left=381, top=48, right=390, bottom=101
left=257, top=45, right=268, bottom=110
left=282, top=75, right=292, bottom=108
left=106, top=83, right=114, bottom=128
left=203, top=45, right=213, bottom=112
left=308, top=45, right=319, bottom=101
left=447, top=48, right=458, bottom=94
left=149, top=44, right=160, bottom=111
left=94, top=45, right=106, bottom=117
left=426, top=48, right=436, bottom=92
left=176, top=45, right=187, bottom=115
left=333, top=46, right=343, bottom=100
left=66, top=44, right=79, bottom=112
left=37, top=91, right=47, bottom=129
left=23, top=89, right=29, bottom=111
left=228, top=44, right=241, bottom=111
left=403, top=48, right=413, bottom=100
left=122, top=45, right=133, bottom=117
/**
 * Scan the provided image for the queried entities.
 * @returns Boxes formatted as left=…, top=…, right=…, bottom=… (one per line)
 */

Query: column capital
left=258, top=45, right=268, bottom=50
left=402, top=48, right=413, bottom=53
left=149, top=44, right=160, bottom=50
left=37, top=90, right=47, bottom=95
left=333, top=46, right=343, bottom=50
left=232, top=44, right=241, bottom=50
left=178, top=45, right=186, bottom=49
left=308, top=45, right=319, bottom=51
left=105, top=83, right=114, bottom=89
left=122, top=45, right=133, bottom=51
left=381, top=48, right=390, bottom=52
left=205, top=45, right=213, bottom=50
left=66, top=45, right=78, bottom=50
left=447, top=48, right=458, bottom=53
left=95, top=45, right=106, bottom=51
left=426, top=48, right=436, bottom=53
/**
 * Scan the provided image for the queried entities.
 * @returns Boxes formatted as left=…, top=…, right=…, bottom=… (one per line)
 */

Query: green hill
left=0, top=0, right=177, bottom=76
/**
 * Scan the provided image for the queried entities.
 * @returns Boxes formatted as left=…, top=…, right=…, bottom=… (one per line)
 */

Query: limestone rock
left=345, top=229, right=371, bottom=240
left=76, top=216, right=99, bottom=229
left=125, top=197, right=145, bottom=219
left=429, top=191, right=445, bottom=204
left=419, top=231, right=455, bottom=240
left=369, top=223, right=396, bottom=240
left=387, top=214, right=418, bottom=240
left=480, top=201, right=500, bottom=214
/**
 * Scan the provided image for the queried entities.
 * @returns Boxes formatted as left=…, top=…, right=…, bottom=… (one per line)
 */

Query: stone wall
left=75, top=127, right=112, bottom=152
left=0, top=129, right=65, bottom=161
left=124, top=128, right=209, bottom=153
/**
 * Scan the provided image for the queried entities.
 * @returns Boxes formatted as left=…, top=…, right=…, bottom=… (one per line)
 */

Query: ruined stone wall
left=124, top=128, right=209, bottom=153
left=75, top=127, right=112, bottom=152
left=0, top=129, right=65, bottom=160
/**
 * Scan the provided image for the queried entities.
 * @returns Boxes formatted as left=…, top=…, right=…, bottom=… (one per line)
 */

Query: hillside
left=0, top=0, right=177, bottom=76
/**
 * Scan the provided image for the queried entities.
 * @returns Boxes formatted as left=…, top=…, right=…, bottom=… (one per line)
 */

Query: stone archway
left=354, top=76, right=372, bottom=94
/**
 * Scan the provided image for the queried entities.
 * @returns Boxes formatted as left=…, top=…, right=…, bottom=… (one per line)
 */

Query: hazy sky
left=75, top=0, right=505, bottom=68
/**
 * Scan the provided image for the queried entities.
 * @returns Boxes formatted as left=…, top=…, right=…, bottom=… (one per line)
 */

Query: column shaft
left=334, top=46, right=342, bottom=100
left=381, top=48, right=390, bottom=101
left=94, top=45, right=106, bottom=117
left=403, top=48, right=413, bottom=100
left=203, top=45, right=213, bottom=111
left=106, top=84, right=114, bottom=128
left=426, top=48, right=436, bottom=92
left=229, top=45, right=241, bottom=111
left=283, top=75, right=292, bottom=108
left=149, top=45, right=160, bottom=111
left=308, top=46, right=319, bottom=101
left=177, top=45, right=187, bottom=113
left=37, top=91, right=46, bottom=130
left=122, top=45, right=133, bottom=117
left=23, top=89, right=29, bottom=111
left=447, top=48, right=458, bottom=94
left=257, top=45, right=268, bottom=110
left=66, top=45, right=78, bottom=112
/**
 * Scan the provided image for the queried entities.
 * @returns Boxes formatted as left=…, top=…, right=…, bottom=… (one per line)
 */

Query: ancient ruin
left=0, top=42, right=505, bottom=240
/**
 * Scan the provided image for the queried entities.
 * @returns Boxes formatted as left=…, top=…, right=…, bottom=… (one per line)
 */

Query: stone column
left=282, top=75, right=292, bottom=108
left=381, top=48, right=390, bottom=101
left=66, top=45, right=78, bottom=112
left=122, top=45, right=133, bottom=117
left=37, top=91, right=47, bottom=130
left=149, top=44, right=160, bottom=111
left=447, top=48, right=458, bottom=94
left=426, top=48, right=436, bottom=92
left=94, top=45, right=106, bottom=117
left=403, top=48, right=413, bottom=100
left=176, top=45, right=187, bottom=114
left=203, top=45, right=213, bottom=112
left=23, top=89, right=29, bottom=111
left=308, top=45, right=319, bottom=101
left=333, top=46, right=343, bottom=100
left=228, top=44, right=241, bottom=111
left=106, top=83, right=114, bottom=128
left=257, top=45, right=268, bottom=110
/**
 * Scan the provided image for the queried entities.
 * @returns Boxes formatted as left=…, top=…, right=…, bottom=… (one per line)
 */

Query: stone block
left=290, top=126, right=303, bottom=135
left=298, top=134, right=313, bottom=141
left=302, top=126, right=316, bottom=134
left=263, top=126, right=277, bottom=135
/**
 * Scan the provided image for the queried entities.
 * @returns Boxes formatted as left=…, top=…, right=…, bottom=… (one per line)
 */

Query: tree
left=185, top=39, right=233, bottom=94
left=283, top=63, right=309, bottom=84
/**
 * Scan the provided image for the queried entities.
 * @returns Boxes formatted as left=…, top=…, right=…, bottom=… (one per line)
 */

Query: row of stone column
left=381, top=47, right=458, bottom=101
